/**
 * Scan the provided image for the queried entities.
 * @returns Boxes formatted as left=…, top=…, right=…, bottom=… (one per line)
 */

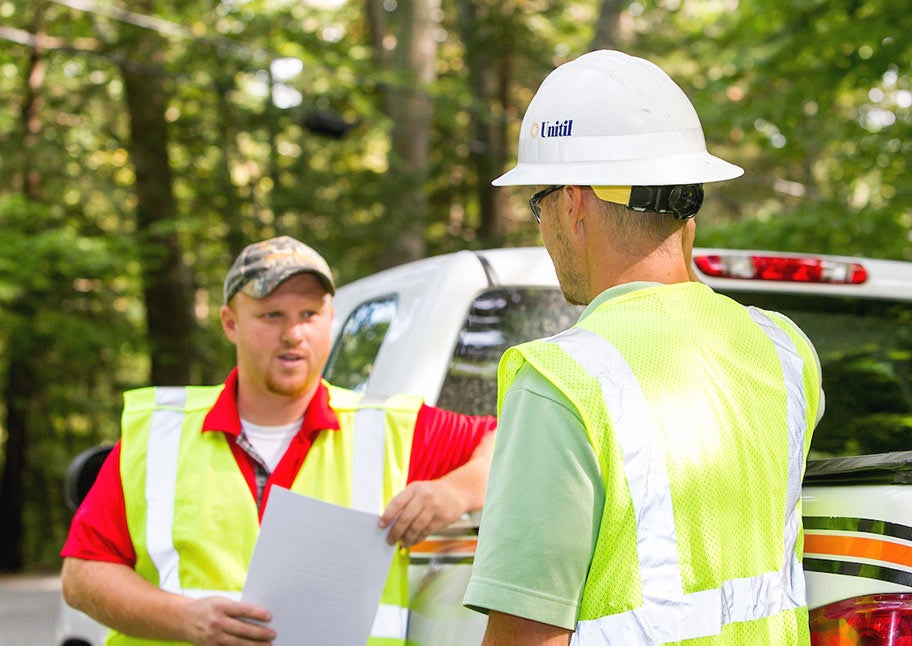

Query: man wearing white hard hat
left=463, top=50, right=824, bottom=645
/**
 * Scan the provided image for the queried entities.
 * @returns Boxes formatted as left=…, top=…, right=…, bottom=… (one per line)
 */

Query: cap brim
left=492, top=152, right=744, bottom=187
left=281, top=268, right=335, bottom=295
left=241, top=267, right=335, bottom=300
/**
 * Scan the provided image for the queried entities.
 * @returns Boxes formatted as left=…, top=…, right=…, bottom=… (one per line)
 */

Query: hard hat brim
left=491, top=152, right=744, bottom=187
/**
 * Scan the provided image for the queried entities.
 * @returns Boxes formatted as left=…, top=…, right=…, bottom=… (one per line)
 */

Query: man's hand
left=378, top=480, right=465, bottom=547
left=185, top=596, right=275, bottom=645
left=379, top=430, right=495, bottom=547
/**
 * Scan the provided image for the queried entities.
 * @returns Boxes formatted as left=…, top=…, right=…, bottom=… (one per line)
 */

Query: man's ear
left=564, top=185, right=589, bottom=237
left=220, top=304, right=238, bottom=343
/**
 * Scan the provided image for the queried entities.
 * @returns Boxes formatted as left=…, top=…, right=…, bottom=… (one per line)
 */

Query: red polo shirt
left=61, top=370, right=495, bottom=565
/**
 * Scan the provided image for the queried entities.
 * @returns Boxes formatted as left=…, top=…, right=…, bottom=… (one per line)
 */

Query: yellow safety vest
left=498, top=283, right=820, bottom=645
left=112, top=382, right=421, bottom=646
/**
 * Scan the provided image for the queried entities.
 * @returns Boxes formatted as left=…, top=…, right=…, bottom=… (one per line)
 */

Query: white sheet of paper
left=242, top=486, right=397, bottom=645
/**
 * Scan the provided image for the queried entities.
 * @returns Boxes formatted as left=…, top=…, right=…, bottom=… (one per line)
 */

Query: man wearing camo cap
left=62, top=236, right=496, bottom=645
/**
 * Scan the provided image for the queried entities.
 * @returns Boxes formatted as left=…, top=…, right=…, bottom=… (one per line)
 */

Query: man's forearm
left=438, top=430, right=495, bottom=512
left=482, top=611, right=572, bottom=646
left=62, top=558, right=194, bottom=641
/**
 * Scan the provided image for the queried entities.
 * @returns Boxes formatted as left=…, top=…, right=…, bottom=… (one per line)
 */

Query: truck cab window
left=324, top=295, right=398, bottom=392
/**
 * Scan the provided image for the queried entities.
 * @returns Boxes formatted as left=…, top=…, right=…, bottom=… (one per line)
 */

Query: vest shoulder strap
left=123, top=385, right=222, bottom=415
left=326, top=383, right=424, bottom=414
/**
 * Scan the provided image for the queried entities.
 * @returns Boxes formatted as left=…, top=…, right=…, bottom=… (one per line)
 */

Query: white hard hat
left=493, top=50, right=743, bottom=187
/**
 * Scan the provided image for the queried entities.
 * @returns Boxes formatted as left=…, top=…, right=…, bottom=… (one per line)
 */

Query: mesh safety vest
left=112, top=382, right=422, bottom=646
left=498, top=282, right=820, bottom=645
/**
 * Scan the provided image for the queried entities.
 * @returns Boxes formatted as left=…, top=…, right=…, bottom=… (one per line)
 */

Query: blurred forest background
left=0, top=0, right=910, bottom=572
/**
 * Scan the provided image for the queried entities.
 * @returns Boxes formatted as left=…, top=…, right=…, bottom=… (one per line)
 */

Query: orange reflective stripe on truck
left=409, top=537, right=477, bottom=565
left=804, top=516, right=912, bottom=588
left=805, top=533, right=912, bottom=569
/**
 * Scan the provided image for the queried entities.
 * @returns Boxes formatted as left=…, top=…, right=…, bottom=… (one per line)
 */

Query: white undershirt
left=240, top=417, right=302, bottom=472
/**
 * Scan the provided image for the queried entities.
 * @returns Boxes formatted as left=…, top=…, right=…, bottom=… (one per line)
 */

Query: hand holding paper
left=242, top=487, right=397, bottom=645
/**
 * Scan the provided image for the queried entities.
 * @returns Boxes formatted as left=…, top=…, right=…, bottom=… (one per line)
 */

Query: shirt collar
left=577, top=282, right=660, bottom=322
left=202, top=368, right=341, bottom=437
left=578, top=281, right=710, bottom=323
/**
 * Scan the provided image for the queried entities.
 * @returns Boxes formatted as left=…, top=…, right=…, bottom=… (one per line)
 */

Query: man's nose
left=282, top=321, right=306, bottom=343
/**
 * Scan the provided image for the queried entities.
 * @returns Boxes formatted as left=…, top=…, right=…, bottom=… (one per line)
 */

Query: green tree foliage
left=686, top=0, right=912, bottom=259
left=0, top=196, right=141, bottom=569
left=0, top=0, right=909, bottom=570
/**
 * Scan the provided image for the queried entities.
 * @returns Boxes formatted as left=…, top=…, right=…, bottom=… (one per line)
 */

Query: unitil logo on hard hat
left=530, top=119, right=573, bottom=138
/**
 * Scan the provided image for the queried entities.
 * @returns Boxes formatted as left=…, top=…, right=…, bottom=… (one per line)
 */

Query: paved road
left=0, top=574, right=62, bottom=646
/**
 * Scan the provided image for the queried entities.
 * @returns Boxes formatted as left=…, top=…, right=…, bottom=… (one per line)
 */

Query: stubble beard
left=560, top=282, right=588, bottom=306
left=265, top=372, right=313, bottom=399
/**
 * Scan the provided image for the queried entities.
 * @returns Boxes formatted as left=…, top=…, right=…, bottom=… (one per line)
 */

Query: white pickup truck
left=58, top=246, right=912, bottom=645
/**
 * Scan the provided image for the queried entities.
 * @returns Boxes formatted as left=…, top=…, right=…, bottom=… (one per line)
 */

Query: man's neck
left=587, top=246, right=691, bottom=300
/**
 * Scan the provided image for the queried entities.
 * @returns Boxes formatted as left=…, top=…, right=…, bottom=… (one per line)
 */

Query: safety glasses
left=528, top=185, right=564, bottom=223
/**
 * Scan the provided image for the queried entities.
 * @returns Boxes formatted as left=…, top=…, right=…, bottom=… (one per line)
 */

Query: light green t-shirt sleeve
left=462, top=363, right=603, bottom=630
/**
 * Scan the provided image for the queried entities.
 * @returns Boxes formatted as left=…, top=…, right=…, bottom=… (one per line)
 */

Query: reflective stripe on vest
left=371, top=604, right=409, bottom=640
left=141, top=389, right=408, bottom=641
left=352, top=397, right=388, bottom=514
left=144, top=387, right=189, bottom=596
left=356, top=396, right=408, bottom=641
left=559, top=307, right=807, bottom=645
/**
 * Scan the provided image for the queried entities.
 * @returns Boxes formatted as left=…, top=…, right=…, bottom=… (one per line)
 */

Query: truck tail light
left=693, top=254, right=868, bottom=284
left=810, top=594, right=912, bottom=645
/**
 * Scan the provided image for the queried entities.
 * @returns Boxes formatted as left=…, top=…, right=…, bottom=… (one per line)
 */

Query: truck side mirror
left=64, top=444, right=113, bottom=511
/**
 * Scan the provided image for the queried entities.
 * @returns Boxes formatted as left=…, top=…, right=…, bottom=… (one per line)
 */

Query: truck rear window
left=725, top=291, right=912, bottom=459
left=436, top=286, right=912, bottom=459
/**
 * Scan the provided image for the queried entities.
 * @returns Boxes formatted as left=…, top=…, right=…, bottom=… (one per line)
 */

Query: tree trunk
left=364, top=0, right=390, bottom=66
left=119, top=20, right=195, bottom=385
left=0, top=348, right=35, bottom=572
left=215, top=78, right=246, bottom=260
left=457, top=0, right=511, bottom=246
left=590, top=0, right=625, bottom=49
left=375, top=0, right=438, bottom=267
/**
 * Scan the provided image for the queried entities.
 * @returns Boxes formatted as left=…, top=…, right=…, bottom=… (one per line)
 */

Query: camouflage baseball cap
left=223, top=236, right=335, bottom=304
